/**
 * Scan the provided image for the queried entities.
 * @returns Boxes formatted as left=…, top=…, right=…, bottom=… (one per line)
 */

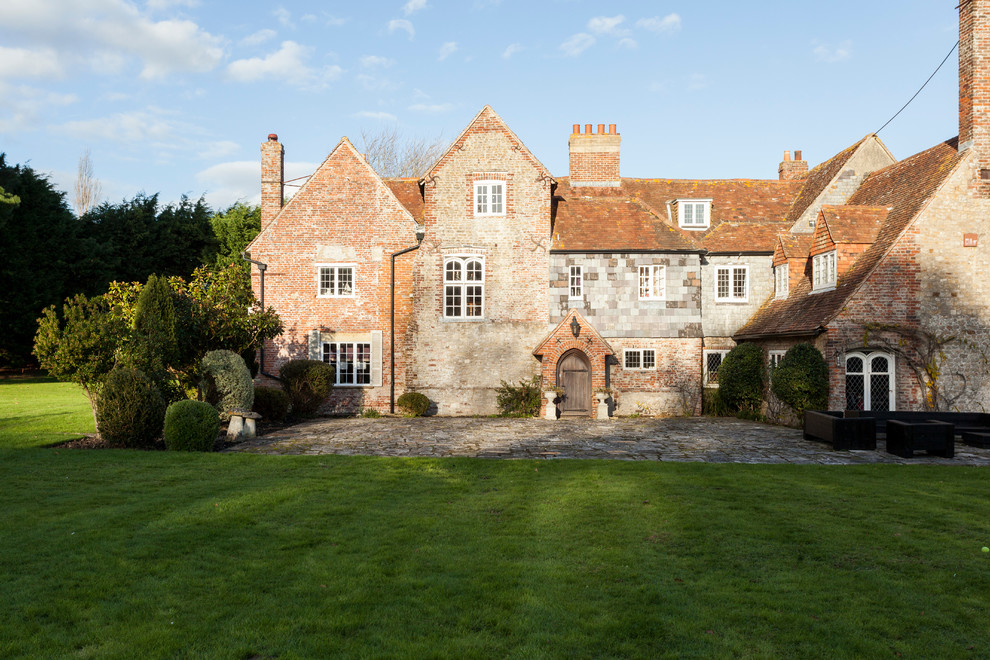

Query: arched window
left=845, top=351, right=894, bottom=411
left=444, top=256, right=484, bottom=318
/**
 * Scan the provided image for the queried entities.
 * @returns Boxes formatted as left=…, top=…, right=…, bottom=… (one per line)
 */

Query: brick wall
left=249, top=137, right=421, bottom=414
left=608, top=337, right=703, bottom=415
left=568, top=124, right=621, bottom=187
left=260, top=135, right=283, bottom=232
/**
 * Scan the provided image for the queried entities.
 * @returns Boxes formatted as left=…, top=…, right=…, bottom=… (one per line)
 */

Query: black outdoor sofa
left=803, top=410, right=990, bottom=456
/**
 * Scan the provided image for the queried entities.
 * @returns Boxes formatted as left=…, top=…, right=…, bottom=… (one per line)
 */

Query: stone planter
left=594, top=394, right=611, bottom=420
left=543, top=391, right=560, bottom=420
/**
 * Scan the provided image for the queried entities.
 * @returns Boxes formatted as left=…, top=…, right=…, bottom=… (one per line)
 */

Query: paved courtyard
left=228, top=416, right=990, bottom=465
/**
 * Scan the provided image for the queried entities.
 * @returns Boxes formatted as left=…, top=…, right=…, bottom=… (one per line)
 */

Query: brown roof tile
left=779, top=233, right=813, bottom=259
left=736, top=138, right=964, bottom=339
left=384, top=178, right=424, bottom=222
left=701, top=221, right=791, bottom=253
left=819, top=205, right=888, bottom=244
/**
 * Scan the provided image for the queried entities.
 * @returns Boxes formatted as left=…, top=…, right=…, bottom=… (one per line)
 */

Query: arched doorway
left=845, top=351, right=894, bottom=411
left=557, top=349, right=591, bottom=417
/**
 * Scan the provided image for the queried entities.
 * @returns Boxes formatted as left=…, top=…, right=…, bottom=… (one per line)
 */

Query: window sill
left=638, top=297, right=666, bottom=302
left=809, top=286, right=836, bottom=295
left=317, top=294, right=356, bottom=299
left=714, top=299, right=749, bottom=304
left=335, top=383, right=374, bottom=388
left=442, top=317, right=486, bottom=322
left=679, top=225, right=709, bottom=231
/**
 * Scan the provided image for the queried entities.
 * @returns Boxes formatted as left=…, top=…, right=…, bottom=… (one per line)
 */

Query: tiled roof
left=385, top=178, right=424, bottom=222
left=819, top=205, right=888, bottom=244
left=784, top=136, right=867, bottom=224
left=552, top=184, right=697, bottom=251
left=552, top=177, right=800, bottom=252
left=779, top=233, right=813, bottom=259
left=736, top=138, right=964, bottom=339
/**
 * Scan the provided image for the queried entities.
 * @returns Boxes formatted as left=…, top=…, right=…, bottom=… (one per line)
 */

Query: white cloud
left=196, top=159, right=317, bottom=208
left=240, top=29, right=277, bottom=47
left=360, top=55, right=394, bottom=68
left=617, top=38, right=637, bottom=49
left=355, top=74, right=397, bottom=91
left=408, top=102, right=453, bottom=113
left=0, top=46, right=63, bottom=79
left=353, top=111, right=398, bottom=121
left=588, top=15, right=628, bottom=37
left=813, top=39, right=852, bottom=63
left=388, top=19, right=415, bottom=39
left=502, top=43, right=524, bottom=59
left=55, top=108, right=188, bottom=143
left=0, top=81, right=75, bottom=133
left=559, top=33, right=595, bottom=57
left=146, top=0, right=199, bottom=9
left=274, top=6, right=293, bottom=28
left=227, top=41, right=342, bottom=89
left=437, top=41, right=458, bottom=61
left=637, top=14, right=681, bottom=34
left=323, top=13, right=348, bottom=26
left=403, top=0, right=427, bottom=15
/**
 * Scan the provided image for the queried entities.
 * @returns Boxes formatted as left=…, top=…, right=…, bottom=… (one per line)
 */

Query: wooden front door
left=557, top=350, right=591, bottom=417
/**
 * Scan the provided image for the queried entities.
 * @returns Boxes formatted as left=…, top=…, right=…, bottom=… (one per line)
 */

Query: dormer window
left=474, top=180, right=505, bottom=217
left=812, top=251, right=836, bottom=291
left=774, top=263, right=789, bottom=299
left=677, top=199, right=711, bottom=229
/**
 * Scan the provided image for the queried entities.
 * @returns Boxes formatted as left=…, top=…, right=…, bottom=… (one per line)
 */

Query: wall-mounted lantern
left=570, top=316, right=581, bottom=338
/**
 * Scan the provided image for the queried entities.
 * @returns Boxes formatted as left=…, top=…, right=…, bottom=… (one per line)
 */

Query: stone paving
left=228, top=416, right=990, bottom=465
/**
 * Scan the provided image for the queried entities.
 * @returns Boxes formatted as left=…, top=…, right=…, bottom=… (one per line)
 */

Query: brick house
left=246, top=2, right=989, bottom=417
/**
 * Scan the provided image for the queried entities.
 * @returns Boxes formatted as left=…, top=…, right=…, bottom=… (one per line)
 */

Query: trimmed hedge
left=96, top=367, right=166, bottom=448
left=163, top=399, right=219, bottom=452
left=200, top=350, right=253, bottom=420
left=397, top=392, right=430, bottom=417
left=253, top=386, right=289, bottom=422
left=771, top=343, right=829, bottom=416
left=280, top=359, right=335, bottom=415
left=716, top=343, right=766, bottom=415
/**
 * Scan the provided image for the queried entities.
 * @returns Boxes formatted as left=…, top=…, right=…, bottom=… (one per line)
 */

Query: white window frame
left=677, top=199, right=711, bottom=230
left=704, top=349, right=730, bottom=386
left=812, top=251, right=837, bottom=292
left=774, top=263, right=789, bottom=299
left=316, top=264, right=356, bottom=298
left=768, top=350, right=786, bottom=372
left=715, top=265, right=748, bottom=303
left=322, top=341, right=372, bottom=386
left=623, top=348, right=657, bottom=371
left=474, top=180, right=505, bottom=217
left=844, top=351, right=895, bottom=411
left=569, top=265, right=583, bottom=300
left=443, top=255, right=485, bottom=319
left=638, top=265, right=666, bottom=301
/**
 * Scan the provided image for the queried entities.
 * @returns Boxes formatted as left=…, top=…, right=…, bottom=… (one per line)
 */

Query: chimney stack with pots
left=959, top=0, right=990, bottom=189
left=568, top=123, right=621, bottom=187
left=778, top=149, right=808, bottom=181
left=261, top=133, right=284, bottom=231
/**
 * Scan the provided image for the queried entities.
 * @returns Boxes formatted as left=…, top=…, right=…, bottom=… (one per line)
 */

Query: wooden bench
left=885, top=420, right=955, bottom=458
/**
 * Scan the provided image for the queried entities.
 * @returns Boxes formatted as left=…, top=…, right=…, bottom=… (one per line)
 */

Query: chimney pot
left=795, top=150, right=803, bottom=161
left=585, top=124, right=592, bottom=135
left=608, top=124, right=617, bottom=134
left=572, top=124, right=580, bottom=134
left=268, top=133, right=278, bottom=141
left=597, top=123, right=605, bottom=134
left=783, top=150, right=791, bottom=162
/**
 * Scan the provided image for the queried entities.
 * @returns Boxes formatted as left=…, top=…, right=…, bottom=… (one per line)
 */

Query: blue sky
left=0, top=1, right=961, bottom=212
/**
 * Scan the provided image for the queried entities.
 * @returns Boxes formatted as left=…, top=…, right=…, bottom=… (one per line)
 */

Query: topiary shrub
left=396, top=392, right=430, bottom=417
left=495, top=376, right=541, bottom=417
left=200, top=350, right=253, bottom=420
left=279, top=359, right=335, bottom=415
left=163, top=399, right=219, bottom=452
left=716, top=343, right=766, bottom=415
left=771, top=343, right=829, bottom=418
left=253, top=386, right=289, bottom=422
left=96, top=367, right=166, bottom=448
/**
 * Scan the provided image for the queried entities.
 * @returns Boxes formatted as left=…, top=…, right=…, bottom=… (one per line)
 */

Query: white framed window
left=704, top=349, right=730, bottom=386
left=715, top=265, right=748, bottom=302
left=474, top=180, right=505, bottom=217
left=768, top=350, right=786, bottom=372
left=774, top=263, right=789, bottom=299
left=569, top=265, right=583, bottom=299
left=317, top=265, right=355, bottom=297
left=812, top=251, right=836, bottom=291
left=322, top=342, right=371, bottom=386
left=624, top=348, right=656, bottom=370
left=677, top=199, right=711, bottom=229
left=845, top=351, right=894, bottom=411
left=444, top=256, right=484, bottom=319
left=638, top=265, right=666, bottom=300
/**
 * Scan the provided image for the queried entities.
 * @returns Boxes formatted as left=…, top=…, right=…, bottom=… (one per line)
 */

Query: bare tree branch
left=360, top=125, right=447, bottom=178
left=74, top=149, right=102, bottom=216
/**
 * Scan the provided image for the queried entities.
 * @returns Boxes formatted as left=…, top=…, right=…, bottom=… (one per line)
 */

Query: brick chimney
left=568, top=123, right=621, bottom=187
left=778, top=149, right=808, bottom=181
left=959, top=0, right=990, bottom=192
left=261, top=133, right=284, bottom=230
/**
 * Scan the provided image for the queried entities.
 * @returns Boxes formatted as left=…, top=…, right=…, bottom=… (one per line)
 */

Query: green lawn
left=0, top=377, right=94, bottom=447
left=1, top=379, right=989, bottom=658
